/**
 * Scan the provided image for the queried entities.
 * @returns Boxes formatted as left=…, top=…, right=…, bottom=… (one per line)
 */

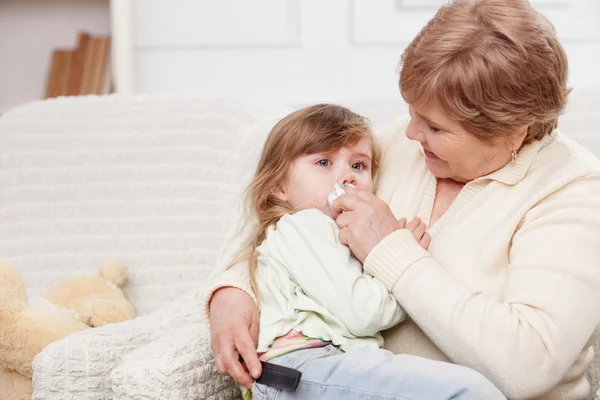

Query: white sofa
left=0, top=92, right=598, bottom=399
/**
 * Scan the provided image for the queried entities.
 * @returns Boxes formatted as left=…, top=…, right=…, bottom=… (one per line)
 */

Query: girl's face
left=276, top=138, right=374, bottom=216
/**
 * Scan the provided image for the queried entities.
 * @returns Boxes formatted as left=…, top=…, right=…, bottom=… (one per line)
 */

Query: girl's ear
left=272, top=184, right=287, bottom=202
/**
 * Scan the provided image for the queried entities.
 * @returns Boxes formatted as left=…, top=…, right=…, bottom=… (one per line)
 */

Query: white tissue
left=327, top=183, right=355, bottom=210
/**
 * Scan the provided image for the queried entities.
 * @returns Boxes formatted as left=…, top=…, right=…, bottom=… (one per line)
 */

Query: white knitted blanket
left=33, top=287, right=241, bottom=400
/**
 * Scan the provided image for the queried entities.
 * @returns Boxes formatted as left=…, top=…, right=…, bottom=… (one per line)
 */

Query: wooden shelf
left=0, top=0, right=111, bottom=110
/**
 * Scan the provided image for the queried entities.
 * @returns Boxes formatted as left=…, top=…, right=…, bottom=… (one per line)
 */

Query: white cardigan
left=255, top=209, right=405, bottom=353
left=205, top=117, right=600, bottom=400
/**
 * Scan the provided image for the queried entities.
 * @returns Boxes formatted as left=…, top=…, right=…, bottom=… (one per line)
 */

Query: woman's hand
left=331, top=189, right=430, bottom=262
left=209, top=287, right=261, bottom=389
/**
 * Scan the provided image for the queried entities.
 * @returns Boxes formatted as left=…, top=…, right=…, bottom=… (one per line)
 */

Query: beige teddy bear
left=0, top=259, right=135, bottom=400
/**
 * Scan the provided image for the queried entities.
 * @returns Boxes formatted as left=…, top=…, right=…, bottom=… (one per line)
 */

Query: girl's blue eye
left=352, top=162, right=364, bottom=170
left=318, top=159, right=330, bottom=166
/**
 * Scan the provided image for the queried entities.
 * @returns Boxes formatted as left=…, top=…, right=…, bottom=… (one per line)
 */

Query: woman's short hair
left=400, top=0, right=570, bottom=145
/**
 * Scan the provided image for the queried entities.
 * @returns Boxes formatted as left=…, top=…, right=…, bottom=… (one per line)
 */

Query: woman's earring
left=511, top=150, right=517, bottom=163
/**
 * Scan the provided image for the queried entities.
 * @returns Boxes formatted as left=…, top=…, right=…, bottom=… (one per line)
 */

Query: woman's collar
left=475, top=131, right=558, bottom=185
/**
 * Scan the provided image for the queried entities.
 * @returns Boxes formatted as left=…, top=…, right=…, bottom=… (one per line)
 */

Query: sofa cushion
left=0, top=95, right=292, bottom=316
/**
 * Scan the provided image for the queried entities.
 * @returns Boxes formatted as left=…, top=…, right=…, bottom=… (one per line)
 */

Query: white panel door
left=352, top=0, right=600, bottom=43
left=117, top=0, right=600, bottom=102
left=133, top=0, right=301, bottom=47
left=351, top=0, right=600, bottom=88
left=131, top=0, right=405, bottom=103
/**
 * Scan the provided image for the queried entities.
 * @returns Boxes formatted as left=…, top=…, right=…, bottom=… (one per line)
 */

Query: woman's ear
left=508, top=126, right=528, bottom=151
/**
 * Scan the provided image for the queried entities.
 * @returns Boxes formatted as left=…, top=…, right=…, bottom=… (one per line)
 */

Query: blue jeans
left=252, top=345, right=506, bottom=400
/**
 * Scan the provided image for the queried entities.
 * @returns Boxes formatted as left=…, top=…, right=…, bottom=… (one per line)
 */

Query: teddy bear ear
left=78, top=294, right=135, bottom=328
left=75, top=311, right=94, bottom=328
left=0, top=260, right=28, bottom=309
left=97, top=260, right=128, bottom=288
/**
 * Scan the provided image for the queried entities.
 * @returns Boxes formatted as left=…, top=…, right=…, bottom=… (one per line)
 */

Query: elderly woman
left=204, top=0, right=600, bottom=399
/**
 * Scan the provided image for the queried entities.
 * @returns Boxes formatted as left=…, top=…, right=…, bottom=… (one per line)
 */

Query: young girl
left=235, top=104, right=505, bottom=400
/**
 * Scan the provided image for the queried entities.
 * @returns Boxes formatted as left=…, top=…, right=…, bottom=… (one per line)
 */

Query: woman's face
left=406, top=102, right=520, bottom=183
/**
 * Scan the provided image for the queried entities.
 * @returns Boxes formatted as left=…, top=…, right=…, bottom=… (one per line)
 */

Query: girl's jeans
left=252, top=345, right=506, bottom=400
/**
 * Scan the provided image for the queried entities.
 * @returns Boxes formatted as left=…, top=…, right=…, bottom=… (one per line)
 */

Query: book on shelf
left=45, top=32, right=113, bottom=99
left=65, top=32, right=90, bottom=96
left=45, top=50, right=74, bottom=99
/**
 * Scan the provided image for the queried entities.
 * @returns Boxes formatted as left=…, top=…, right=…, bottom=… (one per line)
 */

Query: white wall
left=0, top=0, right=110, bottom=112
left=2, top=0, right=598, bottom=110
left=123, top=0, right=600, bottom=104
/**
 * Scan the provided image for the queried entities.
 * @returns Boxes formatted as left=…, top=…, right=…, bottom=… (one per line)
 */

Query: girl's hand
left=405, top=216, right=431, bottom=250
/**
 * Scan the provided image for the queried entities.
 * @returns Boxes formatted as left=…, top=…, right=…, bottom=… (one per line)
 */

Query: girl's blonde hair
left=400, top=0, right=570, bottom=145
left=230, top=104, right=381, bottom=297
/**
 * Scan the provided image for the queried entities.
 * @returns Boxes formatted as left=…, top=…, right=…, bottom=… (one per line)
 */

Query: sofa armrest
left=111, top=323, right=239, bottom=400
left=32, top=285, right=227, bottom=400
